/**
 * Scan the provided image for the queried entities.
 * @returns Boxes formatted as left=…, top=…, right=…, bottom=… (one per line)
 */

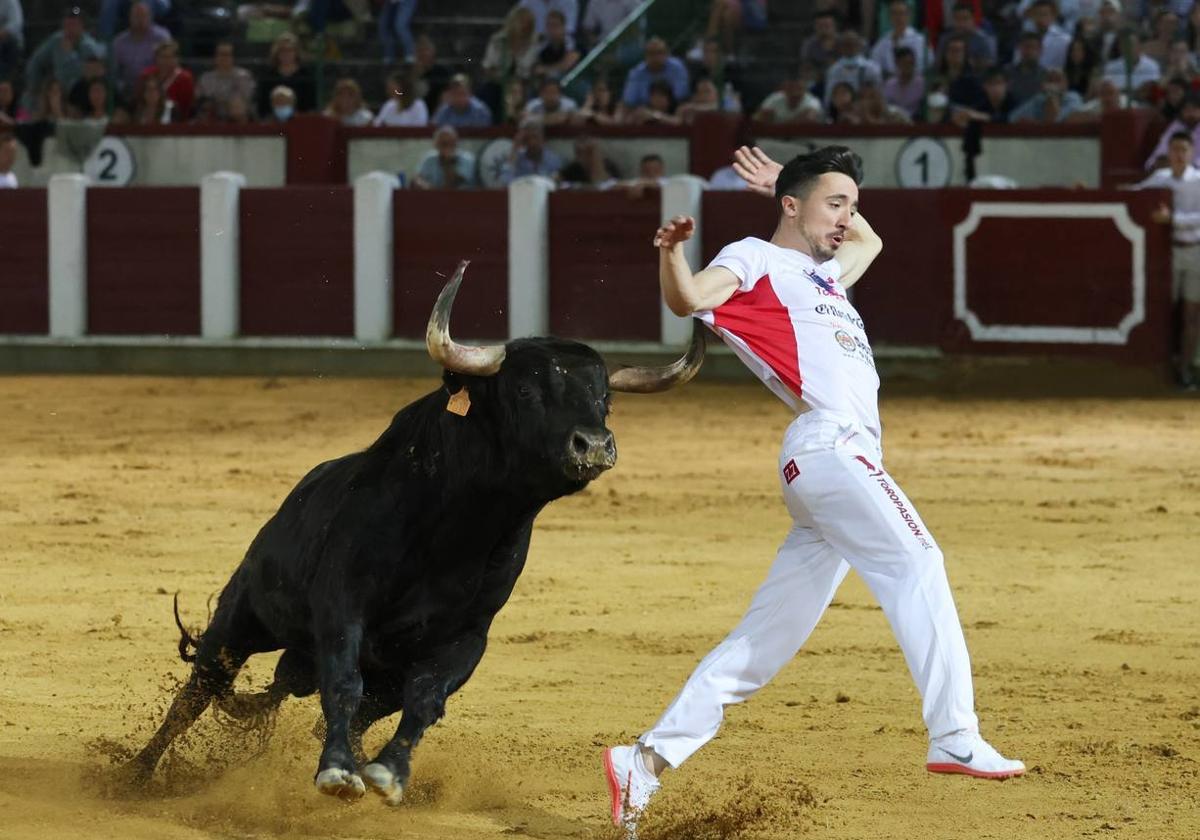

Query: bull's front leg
left=314, top=621, right=367, bottom=800
left=362, top=633, right=487, bottom=805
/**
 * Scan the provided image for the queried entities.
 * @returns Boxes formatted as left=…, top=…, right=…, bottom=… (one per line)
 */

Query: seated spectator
left=1161, top=75, right=1190, bottom=122
left=99, top=0, right=169, bottom=39
left=378, top=0, right=416, bottom=64
left=0, top=77, right=28, bottom=124
left=412, top=34, right=450, bottom=115
left=519, top=0, right=577, bottom=37
left=1009, top=68, right=1083, bottom=121
left=952, top=66, right=1017, bottom=123
left=571, top=76, right=619, bottom=125
left=502, top=77, right=529, bottom=124
left=30, top=78, right=64, bottom=123
left=687, top=36, right=744, bottom=107
left=800, top=10, right=839, bottom=79
left=624, top=78, right=681, bottom=124
left=22, top=7, right=103, bottom=112
left=1025, top=0, right=1070, bottom=69
left=0, top=130, right=16, bottom=187
left=871, top=0, right=929, bottom=76
left=413, top=125, right=477, bottom=189
left=938, top=2, right=996, bottom=74
left=198, top=42, right=256, bottom=121
left=1143, top=9, right=1182, bottom=67
left=324, top=77, right=372, bottom=126
left=823, top=31, right=883, bottom=108
left=882, top=46, right=925, bottom=117
left=754, top=65, right=823, bottom=123
left=704, top=0, right=767, bottom=55
left=676, top=77, right=724, bottom=122
left=581, top=0, right=641, bottom=58
left=610, top=152, right=666, bottom=197
left=1145, top=94, right=1200, bottom=169
left=1162, top=39, right=1198, bottom=83
left=74, top=75, right=110, bottom=119
left=858, top=82, right=910, bottom=123
left=112, top=1, right=168, bottom=103
left=0, top=0, right=23, bottom=79
left=1103, top=28, right=1162, bottom=98
left=113, top=74, right=164, bottom=123
left=138, top=39, right=193, bottom=121
left=257, top=33, right=316, bottom=116
left=66, top=56, right=106, bottom=116
left=433, top=74, right=493, bottom=128
left=558, top=135, right=620, bottom=187
left=524, top=77, right=578, bottom=125
left=224, top=94, right=251, bottom=125
left=1063, top=34, right=1098, bottom=96
left=374, top=66, right=428, bottom=126
left=534, top=9, right=580, bottom=81
left=267, top=84, right=296, bottom=123
left=827, top=80, right=860, bottom=123
left=935, top=35, right=985, bottom=111
left=501, top=117, right=563, bottom=183
left=619, top=36, right=690, bottom=112
left=1007, top=32, right=1046, bottom=106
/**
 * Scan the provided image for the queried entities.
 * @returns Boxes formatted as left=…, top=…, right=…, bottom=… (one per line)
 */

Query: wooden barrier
left=0, top=189, right=48, bottom=334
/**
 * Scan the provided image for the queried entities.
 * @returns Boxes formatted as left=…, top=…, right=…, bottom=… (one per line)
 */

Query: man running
left=603, top=145, right=1025, bottom=836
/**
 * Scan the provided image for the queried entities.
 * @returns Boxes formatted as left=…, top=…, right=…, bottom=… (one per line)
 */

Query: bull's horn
left=608, top=325, right=706, bottom=393
left=426, top=260, right=506, bottom=376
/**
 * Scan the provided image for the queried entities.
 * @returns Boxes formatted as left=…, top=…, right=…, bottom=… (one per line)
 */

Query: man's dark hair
left=1169, top=130, right=1194, bottom=145
left=640, top=153, right=664, bottom=165
left=983, top=66, right=1007, bottom=83
left=774, top=146, right=863, bottom=202
left=1019, top=31, right=1042, bottom=45
left=893, top=46, right=915, bottom=62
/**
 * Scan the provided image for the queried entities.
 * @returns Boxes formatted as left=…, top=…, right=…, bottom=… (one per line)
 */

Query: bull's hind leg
left=215, top=647, right=317, bottom=723
left=362, top=634, right=486, bottom=806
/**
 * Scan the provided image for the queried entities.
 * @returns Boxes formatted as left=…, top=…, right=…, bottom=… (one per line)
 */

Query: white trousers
left=640, top=410, right=979, bottom=768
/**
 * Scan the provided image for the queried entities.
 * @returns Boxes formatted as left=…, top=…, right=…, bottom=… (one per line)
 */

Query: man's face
left=547, top=13, right=564, bottom=41
left=837, top=32, right=861, bottom=58
left=435, top=130, right=457, bottom=159
left=814, top=15, right=835, bottom=38
left=946, top=40, right=966, bottom=67
left=1170, top=40, right=1191, bottom=66
left=640, top=157, right=664, bottom=179
left=896, top=52, right=915, bottom=77
left=952, top=8, right=974, bottom=33
left=215, top=44, right=234, bottom=71
left=984, top=75, right=1007, bottom=102
left=1019, top=37, right=1041, bottom=63
left=889, top=2, right=909, bottom=33
left=130, top=2, right=150, bottom=31
left=541, top=83, right=561, bottom=110
left=702, top=39, right=720, bottom=68
left=1182, top=102, right=1200, bottom=128
left=157, top=46, right=178, bottom=73
left=1041, top=72, right=1066, bottom=96
left=448, top=83, right=469, bottom=109
left=1169, top=138, right=1193, bottom=169
left=1031, top=4, right=1055, bottom=32
left=1099, top=79, right=1121, bottom=109
left=523, top=126, right=544, bottom=153
left=0, top=138, right=16, bottom=172
left=786, top=172, right=858, bottom=263
left=783, top=77, right=805, bottom=101
left=63, top=16, right=83, bottom=41
left=645, top=39, right=668, bottom=71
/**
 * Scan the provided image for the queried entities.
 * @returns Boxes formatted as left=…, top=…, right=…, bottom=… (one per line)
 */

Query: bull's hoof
left=362, top=762, right=404, bottom=806
left=315, top=767, right=366, bottom=801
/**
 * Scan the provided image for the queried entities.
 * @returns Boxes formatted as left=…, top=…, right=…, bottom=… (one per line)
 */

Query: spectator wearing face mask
left=267, top=84, right=296, bottom=123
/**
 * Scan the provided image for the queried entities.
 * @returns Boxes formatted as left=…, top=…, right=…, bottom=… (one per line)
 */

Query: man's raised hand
left=732, top=146, right=783, bottom=197
left=654, top=215, right=695, bottom=249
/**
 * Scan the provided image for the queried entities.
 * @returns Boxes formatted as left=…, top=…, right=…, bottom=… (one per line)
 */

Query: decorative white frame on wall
left=952, top=202, right=1145, bottom=345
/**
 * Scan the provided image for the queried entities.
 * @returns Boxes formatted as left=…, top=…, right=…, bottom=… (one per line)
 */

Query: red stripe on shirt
left=712, top=274, right=802, bottom=398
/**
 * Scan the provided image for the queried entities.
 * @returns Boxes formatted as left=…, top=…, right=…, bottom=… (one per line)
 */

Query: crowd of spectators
left=3, top=0, right=1200, bottom=188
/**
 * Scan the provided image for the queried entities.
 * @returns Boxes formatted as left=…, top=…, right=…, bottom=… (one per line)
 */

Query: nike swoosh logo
left=940, top=748, right=973, bottom=763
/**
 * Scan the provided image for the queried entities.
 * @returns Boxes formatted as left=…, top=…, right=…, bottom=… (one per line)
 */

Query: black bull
left=124, top=262, right=705, bottom=804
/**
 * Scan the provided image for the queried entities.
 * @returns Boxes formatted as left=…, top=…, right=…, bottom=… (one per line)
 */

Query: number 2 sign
left=84, top=136, right=136, bottom=187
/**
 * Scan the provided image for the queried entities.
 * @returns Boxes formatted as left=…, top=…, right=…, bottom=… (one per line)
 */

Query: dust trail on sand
left=635, top=773, right=818, bottom=840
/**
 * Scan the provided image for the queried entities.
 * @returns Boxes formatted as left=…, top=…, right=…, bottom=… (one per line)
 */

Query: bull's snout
left=566, top=427, right=617, bottom=477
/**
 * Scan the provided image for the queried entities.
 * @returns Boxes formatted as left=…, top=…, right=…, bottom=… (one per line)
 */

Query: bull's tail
left=173, top=592, right=201, bottom=663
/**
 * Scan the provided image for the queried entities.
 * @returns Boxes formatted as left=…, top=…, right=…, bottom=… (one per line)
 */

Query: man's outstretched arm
left=655, top=215, right=740, bottom=316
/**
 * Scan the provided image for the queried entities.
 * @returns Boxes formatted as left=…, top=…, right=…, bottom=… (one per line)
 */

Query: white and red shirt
left=695, top=236, right=881, bottom=438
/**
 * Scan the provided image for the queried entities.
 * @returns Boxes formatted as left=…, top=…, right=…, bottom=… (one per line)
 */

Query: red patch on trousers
left=783, top=458, right=800, bottom=485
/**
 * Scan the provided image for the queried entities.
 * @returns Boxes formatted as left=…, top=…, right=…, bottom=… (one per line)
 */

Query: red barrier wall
left=392, top=190, right=507, bottom=340
left=703, top=189, right=1172, bottom=363
left=239, top=187, right=354, bottom=337
left=548, top=188, right=661, bottom=341
left=0, top=189, right=48, bottom=334
left=86, top=188, right=200, bottom=335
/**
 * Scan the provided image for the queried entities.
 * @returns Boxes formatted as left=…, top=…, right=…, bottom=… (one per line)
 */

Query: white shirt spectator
left=374, top=97, right=429, bottom=126
left=707, top=165, right=746, bottom=190
left=524, top=93, right=579, bottom=116
left=1135, top=165, right=1200, bottom=244
left=757, top=89, right=823, bottom=122
left=0, top=0, right=23, bottom=50
left=582, top=0, right=640, bottom=42
left=1017, top=0, right=1083, bottom=34
left=519, top=0, right=577, bottom=36
left=0, top=171, right=16, bottom=188
left=1036, top=24, right=1071, bottom=69
left=823, top=55, right=884, bottom=106
left=1103, top=55, right=1162, bottom=91
left=870, top=26, right=930, bottom=75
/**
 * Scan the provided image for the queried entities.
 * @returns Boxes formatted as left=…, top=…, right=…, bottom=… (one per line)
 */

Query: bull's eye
left=517, top=384, right=534, bottom=399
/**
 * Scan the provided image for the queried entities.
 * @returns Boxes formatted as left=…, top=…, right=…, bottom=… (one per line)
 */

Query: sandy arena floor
left=0, top=375, right=1197, bottom=840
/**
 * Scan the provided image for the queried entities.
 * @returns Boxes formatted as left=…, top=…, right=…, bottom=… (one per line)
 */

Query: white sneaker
left=926, top=732, right=1026, bottom=779
left=603, top=745, right=660, bottom=835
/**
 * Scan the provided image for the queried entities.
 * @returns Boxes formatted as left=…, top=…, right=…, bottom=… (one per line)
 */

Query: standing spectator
left=619, top=36, right=690, bottom=110
left=1135, top=130, right=1200, bottom=388
left=113, top=74, right=165, bottom=123
left=138, top=39, right=193, bottom=121
left=111, top=2, right=168, bottom=104
left=1063, top=34, right=1099, bottom=95
left=534, top=9, right=580, bottom=81
left=882, top=46, right=926, bottom=116
left=870, top=0, right=929, bottom=75
left=1007, top=31, right=1047, bottom=105
left=256, top=33, right=315, bottom=116
left=558, top=135, right=620, bottom=187
left=412, top=34, right=450, bottom=115
left=1103, top=28, right=1162, bottom=96
left=22, top=7, right=103, bottom=112
left=519, top=0, right=577, bottom=37
left=1092, top=0, right=1124, bottom=62
left=581, top=0, right=640, bottom=55
left=481, top=6, right=540, bottom=116
left=571, top=76, right=619, bottom=125
left=413, top=125, right=476, bottom=189
left=937, top=2, right=996, bottom=73
left=1143, top=9, right=1182, bottom=66
left=801, top=10, right=840, bottom=79
left=1144, top=94, right=1200, bottom=168
left=0, top=130, right=16, bottom=187
left=323, top=77, right=373, bottom=126
left=754, top=65, right=824, bottom=123
left=433, top=73, right=493, bottom=128
left=98, top=0, right=168, bottom=39
left=374, top=66, right=428, bottom=126
left=267, top=84, right=296, bottom=123
left=1026, top=0, right=1072, bottom=69
left=0, top=0, right=23, bottom=78
left=378, top=0, right=417, bottom=64
left=823, top=31, right=883, bottom=107
left=524, top=76, right=578, bottom=124
left=501, top=117, right=563, bottom=183
left=1009, top=67, right=1083, bottom=120
left=197, top=42, right=256, bottom=121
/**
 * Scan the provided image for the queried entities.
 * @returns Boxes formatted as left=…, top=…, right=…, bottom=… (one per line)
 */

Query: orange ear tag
left=446, top=389, right=471, bottom=416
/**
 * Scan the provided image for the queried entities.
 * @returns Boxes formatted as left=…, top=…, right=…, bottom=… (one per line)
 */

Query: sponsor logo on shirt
left=834, top=329, right=857, bottom=351
left=834, top=329, right=877, bottom=369
left=804, top=269, right=846, bottom=299
left=815, top=303, right=865, bottom=330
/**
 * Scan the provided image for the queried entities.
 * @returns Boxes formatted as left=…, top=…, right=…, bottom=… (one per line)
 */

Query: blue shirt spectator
left=519, top=0, right=577, bottom=36
left=433, top=73, right=494, bottom=127
left=22, top=9, right=104, bottom=111
left=621, top=37, right=689, bottom=107
left=501, top=120, right=564, bottom=183
left=413, top=126, right=478, bottom=189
